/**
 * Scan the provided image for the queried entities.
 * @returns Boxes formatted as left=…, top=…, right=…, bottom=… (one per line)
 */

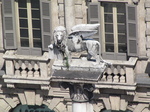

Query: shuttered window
left=88, top=2, right=138, bottom=60
left=17, top=0, right=42, bottom=48
left=2, top=0, right=51, bottom=55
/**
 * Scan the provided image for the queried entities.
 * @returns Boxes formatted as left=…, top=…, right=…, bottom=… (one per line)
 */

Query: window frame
left=2, top=0, right=52, bottom=56
left=88, top=1, right=138, bottom=60
left=15, top=0, right=42, bottom=48
left=101, top=2, right=127, bottom=54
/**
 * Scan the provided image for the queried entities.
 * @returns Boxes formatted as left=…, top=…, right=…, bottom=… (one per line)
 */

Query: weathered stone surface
left=120, top=95, right=128, bottom=111
left=51, top=59, right=107, bottom=82
left=58, top=0, right=64, bottom=4
left=58, top=4, right=64, bottom=17
left=52, top=70, right=102, bottom=81
left=75, top=5, right=83, bottom=18
left=145, top=0, right=150, bottom=8
left=133, top=103, right=149, bottom=112
left=109, top=95, right=120, bottom=110
left=24, top=90, right=35, bottom=105
left=126, top=67, right=135, bottom=84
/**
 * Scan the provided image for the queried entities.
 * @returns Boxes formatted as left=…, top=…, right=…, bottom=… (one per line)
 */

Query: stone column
left=61, top=83, right=94, bottom=112
left=64, top=0, right=75, bottom=34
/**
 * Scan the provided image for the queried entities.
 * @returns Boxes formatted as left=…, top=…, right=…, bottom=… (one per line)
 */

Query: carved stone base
left=51, top=59, right=108, bottom=82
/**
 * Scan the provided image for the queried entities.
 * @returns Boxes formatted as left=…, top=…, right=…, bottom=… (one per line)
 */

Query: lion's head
left=53, top=26, right=67, bottom=46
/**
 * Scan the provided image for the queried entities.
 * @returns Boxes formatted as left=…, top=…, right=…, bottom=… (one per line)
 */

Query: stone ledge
left=51, top=58, right=108, bottom=82
left=3, top=51, right=49, bottom=62
left=107, top=57, right=138, bottom=66
left=3, top=75, right=51, bottom=85
left=95, top=83, right=136, bottom=90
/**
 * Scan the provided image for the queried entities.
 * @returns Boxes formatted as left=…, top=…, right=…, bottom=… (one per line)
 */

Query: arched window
left=101, top=109, right=132, bottom=112
left=10, top=104, right=55, bottom=112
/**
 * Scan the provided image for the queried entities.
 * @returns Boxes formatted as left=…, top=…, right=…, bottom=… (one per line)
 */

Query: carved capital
left=61, top=82, right=95, bottom=102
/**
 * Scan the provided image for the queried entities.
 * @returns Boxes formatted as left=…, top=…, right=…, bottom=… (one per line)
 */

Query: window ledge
left=98, top=0, right=128, bottom=3
left=3, top=50, right=49, bottom=61
left=106, top=57, right=138, bottom=66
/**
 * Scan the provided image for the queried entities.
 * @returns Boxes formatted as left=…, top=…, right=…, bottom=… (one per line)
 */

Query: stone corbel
left=7, top=83, right=15, bottom=88
left=41, top=85, right=50, bottom=90
left=126, top=90, right=135, bottom=95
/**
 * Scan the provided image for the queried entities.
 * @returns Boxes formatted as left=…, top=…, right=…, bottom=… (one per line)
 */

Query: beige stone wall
left=0, top=0, right=150, bottom=112
left=51, top=0, right=87, bottom=33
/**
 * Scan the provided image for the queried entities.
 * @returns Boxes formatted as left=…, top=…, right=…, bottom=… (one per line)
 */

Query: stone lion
left=48, top=24, right=111, bottom=65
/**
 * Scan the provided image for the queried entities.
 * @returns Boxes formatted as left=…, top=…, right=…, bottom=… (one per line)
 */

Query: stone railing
left=96, top=57, right=138, bottom=90
left=3, top=51, right=51, bottom=90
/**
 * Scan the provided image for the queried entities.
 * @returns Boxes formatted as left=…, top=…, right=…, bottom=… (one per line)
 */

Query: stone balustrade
left=2, top=50, right=138, bottom=90
left=96, top=57, right=138, bottom=90
left=101, top=65, right=126, bottom=83
left=2, top=51, right=51, bottom=90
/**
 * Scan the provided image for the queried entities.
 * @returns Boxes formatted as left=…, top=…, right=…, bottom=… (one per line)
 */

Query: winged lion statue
left=48, top=24, right=111, bottom=65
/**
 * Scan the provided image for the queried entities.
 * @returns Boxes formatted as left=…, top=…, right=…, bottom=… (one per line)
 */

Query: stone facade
left=0, top=0, right=150, bottom=112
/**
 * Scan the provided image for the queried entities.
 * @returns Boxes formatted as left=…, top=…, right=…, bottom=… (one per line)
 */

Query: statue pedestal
left=51, top=58, right=107, bottom=83
left=51, top=59, right=108, bottom=112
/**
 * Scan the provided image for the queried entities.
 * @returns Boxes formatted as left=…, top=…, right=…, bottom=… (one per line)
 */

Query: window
left=88, top=2, right=138, bottom=60
left=101, top=109, right=132, bottom=112
left=11, top=104, right=55, bottom=112
left=102, top=3, right=127, bottom=53
left=2, top=0, right=52, bottom=55
left=16, top=0, right=42, bottom=48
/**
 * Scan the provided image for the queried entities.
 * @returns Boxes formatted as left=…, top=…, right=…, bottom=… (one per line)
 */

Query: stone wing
left=69, top=23, right=100, bottom=39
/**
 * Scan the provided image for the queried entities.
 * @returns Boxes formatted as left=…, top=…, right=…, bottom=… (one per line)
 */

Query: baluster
left=101, top=72, right=107, bottom=81
left=14, top=61, right=21, bottom=76
left=28, top=63, right=33, bottom=77
left=34, top=63, right=40, bottom=77
left=21, top=62, right=27, bottom=77
left=113, top=67, right=119, bottom=82
left=107, top=67, right=113, bottom=82
left=120, top=66, right=126, bottom=83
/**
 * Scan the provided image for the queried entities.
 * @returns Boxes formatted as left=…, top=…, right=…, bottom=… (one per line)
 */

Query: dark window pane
left=31, top=0, right=40, bottom=8
left=118, top=25, right=126, bottom=33
left=33, top=39, right=42, bottom=48
left=118, top=45, right=127, bottom=53
left=18, top=0, right=27, bottom=8
left=21, top=39, right=29, bottom=47
left=105, top=14, right=113, bottom=23
left=20, top=19, right=28, bottom=27
left=105, top=34, right=114, bottom=42
left=103, top=3, right=113, bottom=13
left=105, top=24, right=113, bottom=33
left=106, top=44, right=114, bottom=52
left=33, top=30, right=41, bottom=38
left=20, top=29, right=28, bottom=37
left=19, top=9, right=27, bottom=18
left=116, top=3, right=125, bottom=13
left=32, top=10, right=40, bottom=18
left=118, top=35, right=127, bottom=43
left=32, top=20, right=41, bottom=28
left=117, top=15, right=126, bottom=23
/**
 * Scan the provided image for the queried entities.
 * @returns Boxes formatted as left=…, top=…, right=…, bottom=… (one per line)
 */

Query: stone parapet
left=51, top=57, right=137, bottom=90
left=2, top=51, right=51, bottom=90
